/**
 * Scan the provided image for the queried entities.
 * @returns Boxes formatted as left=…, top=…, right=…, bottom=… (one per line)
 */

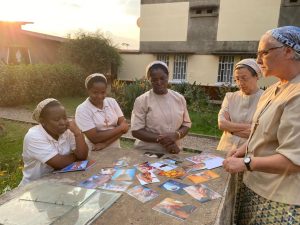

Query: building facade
left=118, top=0, right=300, bottom=87
left=0, top=21, right=66, bottom=65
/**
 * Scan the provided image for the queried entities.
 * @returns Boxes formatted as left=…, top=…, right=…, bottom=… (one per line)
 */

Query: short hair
left=86, top=76, right=107, bottom=89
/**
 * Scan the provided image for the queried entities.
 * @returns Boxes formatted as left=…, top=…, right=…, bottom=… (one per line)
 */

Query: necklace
left=103, top=107, right=109, bottom=128
left=153, top=91, right=173, bottom=132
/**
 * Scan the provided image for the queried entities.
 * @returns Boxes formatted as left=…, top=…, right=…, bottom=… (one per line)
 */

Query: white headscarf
left=85, top=73, right=107, bottom=88
left=145, top=61, right=169, bottom=80
left=235, top=58, right=262, bottom=77
left=32, top=98, right=59, bottom=123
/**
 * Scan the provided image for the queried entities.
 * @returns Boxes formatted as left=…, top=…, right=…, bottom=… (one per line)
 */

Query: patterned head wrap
left=85, top=73, right=107, bottom=88
left=235, top=58, right=262, bottom=77
left=146, top=61, right=169, bottom=79
left=32, top=98, right=59, bottom=123
left=270, top=26, right=300, bottom=53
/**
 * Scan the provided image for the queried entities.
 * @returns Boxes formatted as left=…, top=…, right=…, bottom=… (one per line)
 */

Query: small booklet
left=152, top=198, right=197, bottom=221
left=55, top=160, right=96, bottom=173
left=136, top=171, right=160, bottom=185
left=183, top=184, right=222, bottom=203
left=187, top=170, right=220, bottom=184
left=159, top=180, right=189, bottom=195
left=111, top=168, right=136, bottom=181
left=78, top=174, right=111, bottom=189
left=127, top=185, right=159, bottom=203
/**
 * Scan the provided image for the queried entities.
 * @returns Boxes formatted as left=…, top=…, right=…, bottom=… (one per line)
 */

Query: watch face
left=244, top=157, right=251, bottom=164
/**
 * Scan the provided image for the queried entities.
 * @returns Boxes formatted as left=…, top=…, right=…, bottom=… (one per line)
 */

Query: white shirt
left=20, top=125, right=76, bottom=186
left=75, top=97, right=124, bottom=149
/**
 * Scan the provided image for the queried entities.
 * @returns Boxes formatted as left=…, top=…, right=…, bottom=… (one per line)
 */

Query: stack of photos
left=56, top=160, right=96, bottom=173
left=136, top=171, right=160, bottom=185
left=159, top=180, right=189, bottom=195
left=111, top=168, right=136, bottom=181
left=152, top=198, right=197, bottom=221
left=78, top=174, right=111, bottom=189
left=135, top=162, right=156, bottom=173
left=99, top=181, right=132, bottom=192
left=157, top=168, right=186, bottom=179
left=187, top=170, right=220, bottom=184
left=127, top=185, right=159, bottom=203
left=183, top=184, right=222, bottom=203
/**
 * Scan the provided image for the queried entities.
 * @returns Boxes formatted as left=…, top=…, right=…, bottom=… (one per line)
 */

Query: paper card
left=182, top=163, right=206, bottom=173
left=150, top=161, right=177, bottom=171
left=183, top=184, right=222, bottom=203
left=205, top=157, right=224, bottom=169
left=185, top=153, right=220, bottom=164
left=113, top=157, right=129, bottom=168
left=78, top=174, right=111, bottom=189
left=99, top=167, right=116, bottom=175
left=152, top=198, right=197, bottom=221
left=127, top=185, right=159, bottom=203
left=134, top=162, right=156, bottom=173
left=136, top=171, right=160, bottom=185
left=187, top=170, right=220, bottom=184
left=111, top=168, right=136, bottom=181
left=159, top=180, right=189, bottom=195
left=157, top=168, right=186, bottom=179
left=56, top=160, right=89, bottom=173
left=99, top=181, right=132, bottom=192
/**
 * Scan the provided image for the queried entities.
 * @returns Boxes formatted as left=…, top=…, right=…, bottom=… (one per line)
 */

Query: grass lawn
left=0, top=119, right=134, bottom=194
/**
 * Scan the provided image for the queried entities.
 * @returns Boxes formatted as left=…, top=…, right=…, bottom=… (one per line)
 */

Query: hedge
left=0, top=64, right=86, bottom=106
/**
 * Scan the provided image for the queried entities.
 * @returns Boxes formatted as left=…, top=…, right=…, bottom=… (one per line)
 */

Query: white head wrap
left=32, top=98, right=59, bottom=123
left=145, top=61, right=169, bottom=79
left=85, top=73, right=107, bottom=88
left=235, top=58, right=262, bottom=77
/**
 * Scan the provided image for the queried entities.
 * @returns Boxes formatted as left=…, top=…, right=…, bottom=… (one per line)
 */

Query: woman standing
left=75, top=73, right=128, bottom=151
left=217, top=59, right=264, bottom=151
left=131, top=61, right=191, bottom=154
left=223, top=26, right=300, bottom=224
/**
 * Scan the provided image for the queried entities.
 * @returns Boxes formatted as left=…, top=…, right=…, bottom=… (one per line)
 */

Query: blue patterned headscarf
left=271, top=26, right=300, bottom=53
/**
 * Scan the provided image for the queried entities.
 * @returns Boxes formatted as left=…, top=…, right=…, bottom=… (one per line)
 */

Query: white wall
left=118, top=53, right=155, bottom=80
left=140, top=2, right=189, bottom=42
left=217, top=0, right=281, bottom=41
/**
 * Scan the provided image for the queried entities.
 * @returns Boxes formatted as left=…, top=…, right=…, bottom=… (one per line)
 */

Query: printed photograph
left=111, top=168, right=136, bottom=181
left=127, top=185, right=159, bottom=203
left=187, top=170, right=220, bottom=184
left=136, top=171, right=160, bottom=185
left=183, top=184, right=222, bottom=203
left=159, top=180, right=189, bottom=195
left=78, top=174, right=111, bottom=189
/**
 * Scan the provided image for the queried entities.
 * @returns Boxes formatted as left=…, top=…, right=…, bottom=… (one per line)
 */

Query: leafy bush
left=59, top=31, right=121, bottom=74
left=0, top=64, right=85, bottom=106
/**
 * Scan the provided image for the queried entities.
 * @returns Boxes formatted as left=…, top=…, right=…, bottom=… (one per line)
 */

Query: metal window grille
left=173, top=54, right=187, bottom=81
left=217, top=56, right=234, bottom=83
left=157, top=54, right=169, bottom=66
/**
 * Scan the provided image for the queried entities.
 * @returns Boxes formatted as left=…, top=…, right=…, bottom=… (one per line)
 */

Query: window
left=217, top=56, right=234, bottom=84
left=190, top=5, right=218, bottom=17
left=8, top=47, right=31, bottom=64
left=173, top=55, right=187, bottom=81
left=157, top=54, right=169, bottom=66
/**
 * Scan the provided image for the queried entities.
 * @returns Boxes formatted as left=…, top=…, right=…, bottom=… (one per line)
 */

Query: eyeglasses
left=256, top=45, right=284, bottom=58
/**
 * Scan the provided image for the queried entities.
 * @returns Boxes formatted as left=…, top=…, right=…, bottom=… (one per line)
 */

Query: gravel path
left=0, top=106, right=219, bottom=151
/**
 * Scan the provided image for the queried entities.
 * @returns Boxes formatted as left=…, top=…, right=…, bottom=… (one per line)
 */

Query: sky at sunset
left=0, top=0, right=140, bottom=49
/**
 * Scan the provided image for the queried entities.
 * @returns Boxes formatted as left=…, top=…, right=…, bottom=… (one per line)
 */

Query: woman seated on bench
left=20, top=98, right=88, bottom=186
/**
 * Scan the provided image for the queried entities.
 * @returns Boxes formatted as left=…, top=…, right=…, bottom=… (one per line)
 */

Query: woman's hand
left=68, top=119, right=82, bottom=135
left=223, top=157, right=246, bottom=174
left=119, top=122, right=129, bottom=133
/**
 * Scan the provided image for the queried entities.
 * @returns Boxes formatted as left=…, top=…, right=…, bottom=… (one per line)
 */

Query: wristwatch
left=243, top=156, right=252, bottom=171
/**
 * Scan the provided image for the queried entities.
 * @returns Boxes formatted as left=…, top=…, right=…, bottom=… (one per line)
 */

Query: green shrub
left=0, top=64, right=86, bottom=106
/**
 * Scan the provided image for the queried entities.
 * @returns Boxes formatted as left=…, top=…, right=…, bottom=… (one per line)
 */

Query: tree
left=59, top=31, right=121, bottom=75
